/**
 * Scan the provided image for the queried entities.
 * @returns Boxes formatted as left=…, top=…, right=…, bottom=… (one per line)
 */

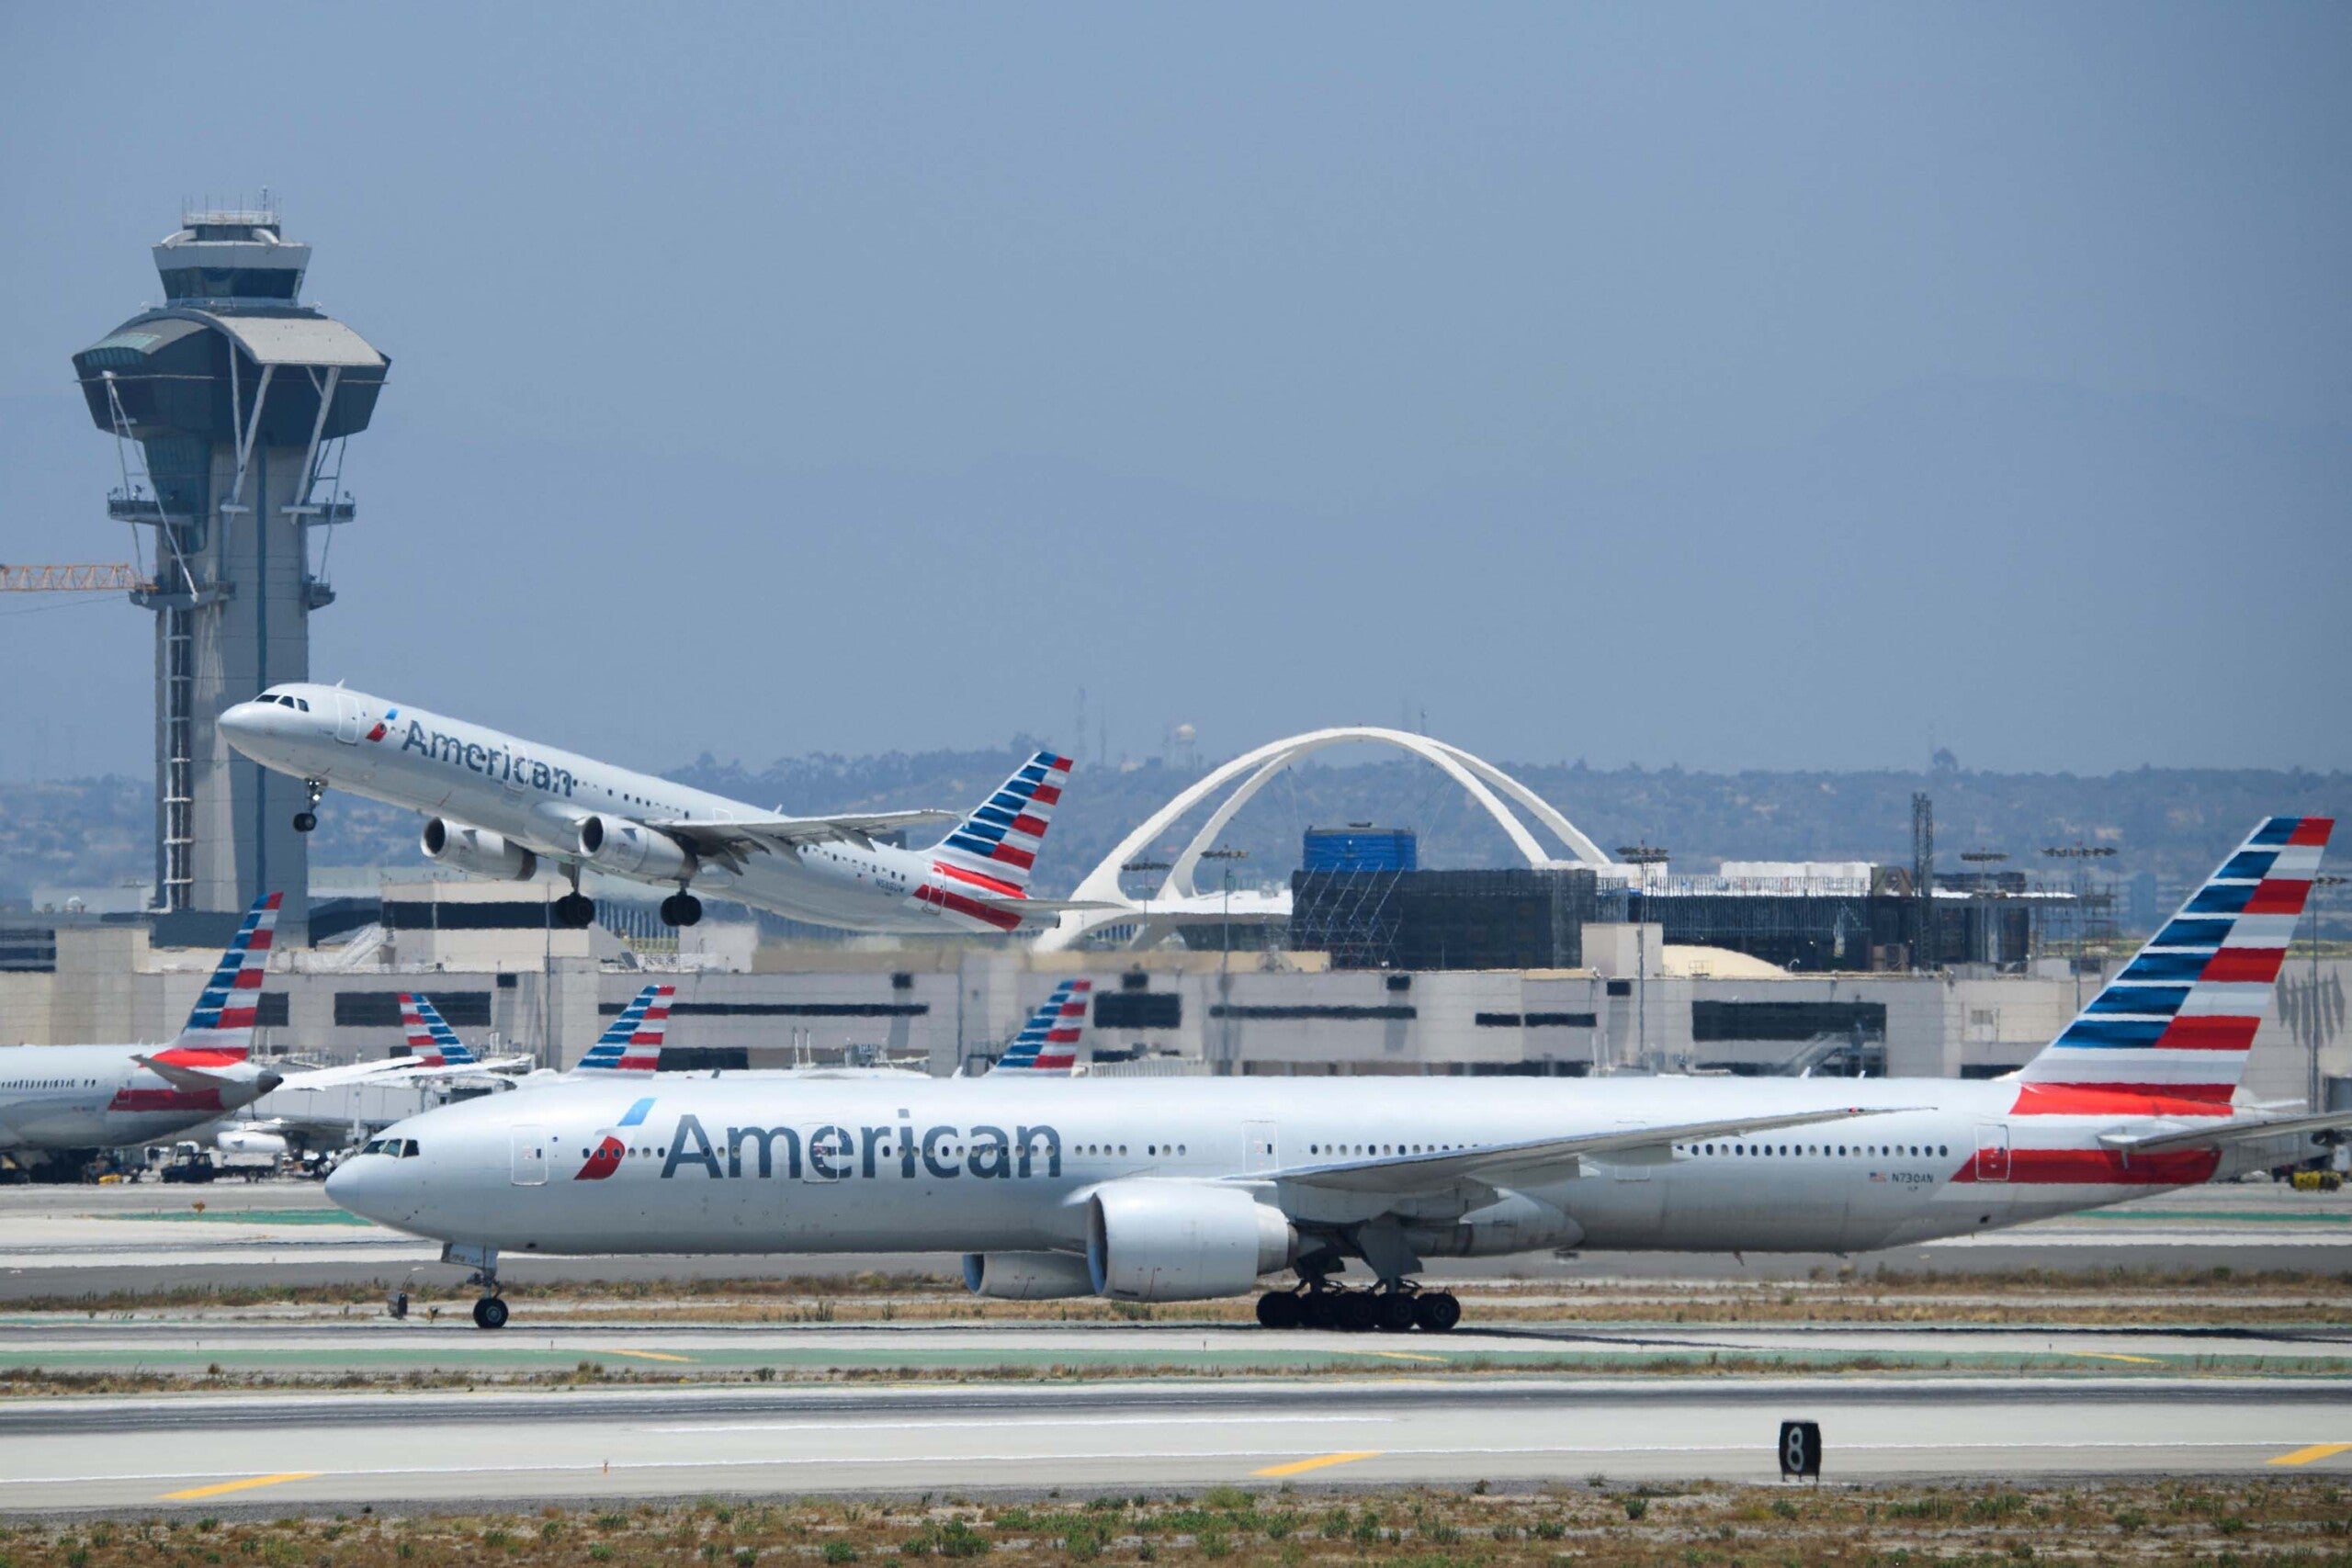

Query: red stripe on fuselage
left=1953, top=1146, right=2220, bottom=1184
left=107, top=1087, right=225, bottom=1113
left=933, top=862, right=1024, bottom=897
left=575, top=1135, right=626, bottom=1179
left=153, top=1046, right=247, bottom=1067
left=917, top=883, right=1023, bottom=932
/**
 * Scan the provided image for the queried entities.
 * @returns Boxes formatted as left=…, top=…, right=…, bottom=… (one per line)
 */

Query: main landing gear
left=554, top=864, right=595, bottom=929
left=1254, top=1283, right=1461, bottom=1334
left=292, top=778, right=324, bottom=833
left=660, top=891, right=703, bottom=927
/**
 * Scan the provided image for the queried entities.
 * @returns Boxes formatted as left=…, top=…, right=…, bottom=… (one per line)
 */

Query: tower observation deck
left=72, top=203, right=390, bottom=938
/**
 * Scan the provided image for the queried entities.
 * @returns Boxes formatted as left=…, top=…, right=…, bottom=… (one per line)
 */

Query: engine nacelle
left=1400, top=1190, right=1581, bottom=1258
left=962, top=1250, right=1097, bottom=1301
left=1086, top=1179, right=1295, bottom=1303
left=421, top=818, right=538, bottom=881
left=577, top=815, right=695, bottom=882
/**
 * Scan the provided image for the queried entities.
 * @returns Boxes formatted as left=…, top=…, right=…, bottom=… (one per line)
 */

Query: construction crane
left=0, top=562, right=153, bottom=592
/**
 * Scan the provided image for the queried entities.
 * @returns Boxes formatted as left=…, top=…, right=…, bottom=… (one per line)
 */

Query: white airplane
left=329, top=818, right=2347, bottom=1333
left=0, top=895, right=287, bottom=1177
left=392, top=993, right=535, bottom=1078
left=219, top=684, right=1086, bottom=933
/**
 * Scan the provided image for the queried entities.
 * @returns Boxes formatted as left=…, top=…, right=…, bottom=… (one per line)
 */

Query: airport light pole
left=1615, top=846, right=1669, bottom=1070
left=1200, top=847, right=1250, bottom=1074
left=2309, top=874, right=2346, bottom=1114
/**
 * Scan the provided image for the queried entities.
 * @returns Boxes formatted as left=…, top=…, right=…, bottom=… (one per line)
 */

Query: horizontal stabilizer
left=2098, top=1108, right=2352, bottom=1157
left=1247, top=1105, right=1922, bottom=1195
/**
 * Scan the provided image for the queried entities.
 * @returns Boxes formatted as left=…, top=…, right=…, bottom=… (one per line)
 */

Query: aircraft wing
left=651, top=809, right=963, bottom=864
left=966, top=897, right=1125, bottom=916
left=274, top=1058, right=435, bottom=1091
left=1243, top=1106, right=1921, bottom=1196
left=2098, top=1109, right=2352, bottom=1157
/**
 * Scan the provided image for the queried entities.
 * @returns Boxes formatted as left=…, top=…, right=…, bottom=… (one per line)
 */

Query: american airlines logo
left=649, top=1113, right=1065, bottom=1181
left=396, top=720, right=578, bottom=797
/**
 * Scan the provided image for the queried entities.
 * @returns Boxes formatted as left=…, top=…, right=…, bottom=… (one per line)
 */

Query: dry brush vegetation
left=3, top=1480, right=2350, bottom=1567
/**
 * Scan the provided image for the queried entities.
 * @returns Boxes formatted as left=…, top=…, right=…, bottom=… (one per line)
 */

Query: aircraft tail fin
left=397, top=994, right=479, bottom=1067
left=574, top=983, right=673, bottom=1073
left=2017, top=816, right=2332, bottom=1104
left=926, top=750, right=1072, bottom=902
left=164, top=892, right=282, bottom=1059
left=992, top=979, right=1092, bottom=1075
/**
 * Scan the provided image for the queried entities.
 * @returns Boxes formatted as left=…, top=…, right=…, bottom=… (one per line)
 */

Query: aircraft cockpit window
left=401, top=1139, right=421, bottom=1157
left=359, top=1137, right=391, bottom=1156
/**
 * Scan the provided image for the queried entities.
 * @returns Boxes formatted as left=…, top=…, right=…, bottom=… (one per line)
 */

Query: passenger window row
left=1675, top=1142, right=1950, bottom=1158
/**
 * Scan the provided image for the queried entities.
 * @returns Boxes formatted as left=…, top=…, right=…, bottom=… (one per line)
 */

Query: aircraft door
left=1242, top=1121, right=1278, bottom=1174
left=1973, top=1123, right=2011, bottom=1182
left=334, top=691, right=365, bottom=745
left=510, top=1125, right=550, bottom=1186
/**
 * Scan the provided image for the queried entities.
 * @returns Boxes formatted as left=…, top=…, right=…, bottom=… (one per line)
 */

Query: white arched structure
left=1035, top=727, right=1617, bottom=952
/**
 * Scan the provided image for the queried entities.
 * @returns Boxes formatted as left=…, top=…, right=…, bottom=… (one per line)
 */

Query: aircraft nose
left=219, top=700, right=276, bottom=746
left=323, top=1157, right=382, bottom=1220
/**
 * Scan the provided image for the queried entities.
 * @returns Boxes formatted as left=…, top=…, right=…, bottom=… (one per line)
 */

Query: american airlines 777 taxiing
left=219, top=684, right=1085, bottom=932
left=327, top=818, right=2346, bottom=1333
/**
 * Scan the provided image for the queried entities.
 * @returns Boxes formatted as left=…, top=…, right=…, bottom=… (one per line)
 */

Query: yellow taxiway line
left=160, top=1472, right=318, bottom=1501
left=1254, top=1451, right=1382, bottom=1478
left=601, top=1348, right=695, bottom=1363
left=2267, top=1443, right=2352, bottom=1468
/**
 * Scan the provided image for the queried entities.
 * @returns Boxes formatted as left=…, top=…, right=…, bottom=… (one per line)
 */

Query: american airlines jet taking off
left=328, top=819, right=2350, bottom=1332
left=220, top=685, right=1082, bottom=933
left=0, top=895, right=287, bottom=1173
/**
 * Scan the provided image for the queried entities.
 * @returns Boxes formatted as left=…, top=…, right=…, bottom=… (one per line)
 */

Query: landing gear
left=471, top=1295, right=509, bottom=1330
left=1253, top=1282, right=1462, bottom=1334
left=445, top=1242, right=507, bottom=1329
left=293, top=778, right=323, bottom=833
left=660, top=892, right=703, bottom=928
left=554, top=894, right=595, bottom=928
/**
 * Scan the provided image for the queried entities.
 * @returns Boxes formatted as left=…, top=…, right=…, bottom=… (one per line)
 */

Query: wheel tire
left=1332, top=1291, right=1378, bottom=1333
left=556, top=894, right=595, bottom=929
left=472, top=1296, right=509, bottom=1331
left=1255, top=1291, right=1303, bottom=1330
left=1413, top=1291, right=1462, bottom=1334
left=1299, top=1291, right=1339, bottom=1330
left=662, top=893, right=703, bottom=928
left=1374, top=1292, right=1419, bottom=1333
left=292, top=812, right=317, bottom=833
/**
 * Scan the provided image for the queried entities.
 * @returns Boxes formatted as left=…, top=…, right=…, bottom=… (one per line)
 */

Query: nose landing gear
left=471, top=1294, right=509, bottom=1330
left=442, top=1243, right=509, bottom=1329
left=292, top=778, right=324, bottom=833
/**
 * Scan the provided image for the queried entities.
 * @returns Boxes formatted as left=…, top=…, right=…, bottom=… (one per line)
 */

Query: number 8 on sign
left=1779, top=1420, right=1821, bottom=1481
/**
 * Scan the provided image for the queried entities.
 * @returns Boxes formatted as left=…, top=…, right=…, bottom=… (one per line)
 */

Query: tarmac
left=1, top=1376, right=2347, bottom=1511
left=2, top=1177, right=2346, bottom=1300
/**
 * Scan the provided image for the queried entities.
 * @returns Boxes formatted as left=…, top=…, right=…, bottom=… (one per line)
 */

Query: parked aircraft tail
left=574, top=983, right=674, bottom=1073
left=398, top=994, right=481, bottom=1067
left=2016, top=816, right=2332, bottom=1106
left=164, top=892, right=282, bottom=1060
left=992, top=979, right=1093, bottom=1075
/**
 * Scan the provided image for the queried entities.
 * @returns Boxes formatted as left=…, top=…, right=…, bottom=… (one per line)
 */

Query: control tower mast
left=72, top=202, right=390, bottom=940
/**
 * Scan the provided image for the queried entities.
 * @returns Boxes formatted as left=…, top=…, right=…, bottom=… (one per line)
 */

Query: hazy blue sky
left=3, top=4, right=2346, bottom=781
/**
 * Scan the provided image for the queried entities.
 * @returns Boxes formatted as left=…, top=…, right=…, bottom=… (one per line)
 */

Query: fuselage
left=325, top=1073, right=2229, bottom=1263
left=0, top=1044, right=275, bottom=1156
left=220, top=684, right=1005, bottom=932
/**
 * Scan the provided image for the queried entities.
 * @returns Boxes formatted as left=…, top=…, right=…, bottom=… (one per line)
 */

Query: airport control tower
left=72, top=204, right=390, bottom=940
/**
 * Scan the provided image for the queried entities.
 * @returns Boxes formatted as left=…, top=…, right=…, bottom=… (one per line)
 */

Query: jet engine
left=961, top=1250, right=1096, bottom=1301
left=577, top=815, right=695, bottom=881
left=1086, top=1180, right=1295, bottom=1303
left=421, top=818, right=538, bottom=881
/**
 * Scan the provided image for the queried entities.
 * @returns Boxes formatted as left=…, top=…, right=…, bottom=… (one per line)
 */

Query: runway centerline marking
left=1256, top=1451, right=1382, bottom=1478
left=159, top=1473, right=317, bottom=1501
left=600, top=1349, right=695, bottom=1363
left=2267, top=1443, right=2352, bottom=1467
left=644, top=1415, right=1379, bottom=1435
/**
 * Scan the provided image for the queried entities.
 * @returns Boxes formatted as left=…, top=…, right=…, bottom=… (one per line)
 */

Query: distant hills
left=6, top=754, right=2344, bottom=930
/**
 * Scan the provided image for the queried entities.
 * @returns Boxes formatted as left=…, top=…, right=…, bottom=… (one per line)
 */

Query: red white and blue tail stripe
left=992, top=979, right=1092, bottom=1075
left=165, top=892, right=280, bottom=1058
left=2017, top=816, right=2332, bottom=1105
left=920, top=752, right=1072, bottom=932
left=397, top=994, right=480, bottom=1068
left=575, top=984, right=673, bottom=1073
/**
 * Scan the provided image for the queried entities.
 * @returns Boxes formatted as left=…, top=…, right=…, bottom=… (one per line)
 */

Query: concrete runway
left=1, top=1375, right=2347, bottom=1512
left=4, top=1316, right=2349, bottom=1381
left=4, top=1178, right=2347, bottom=1299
